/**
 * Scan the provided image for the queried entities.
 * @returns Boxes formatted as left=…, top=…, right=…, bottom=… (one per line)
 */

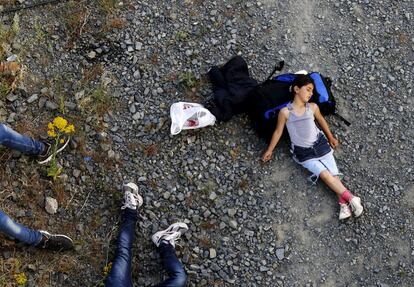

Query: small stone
left=38, top=97, right=47, bottom=108
left=64, top=102, right=76, bottom=110
left=45, top=197, right=58, bottom=214
left=132, top=112, right=140, bottom=121
left=73, top=169, right=81, bottom=178
left=129, top=104, right=136, bottom=114
left=45, top=101, right=58, bottom=110
left=133, top=70, right=141, bottom=79
left=276, top=248, right=285, bottom=260
left=138, top=176, right=147, bottom=182
left=6, top=94, right=18, bottom=102
left=87, top=51, right=96, bottom=59
left=229, top=220, right=238, bottom=229
left=209, top=192, right=217, bottom=200
left=209, top=248, right=217, bottom=259
left=108, top=149, right=115, bottom=158
left=228, top=208, right=237, bottom=217
left=27, top=94, right=39, bottom=103
left=135, top=42, right=143, bottom=50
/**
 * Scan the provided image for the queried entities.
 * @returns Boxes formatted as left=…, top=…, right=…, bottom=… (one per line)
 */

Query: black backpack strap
left=333, top=113, right=351, bottom=126
left=265, top=61, right=285, bottom=82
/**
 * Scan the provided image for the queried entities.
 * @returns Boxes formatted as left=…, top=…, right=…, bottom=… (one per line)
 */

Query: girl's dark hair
left=291, top=74, right=314, bottom=95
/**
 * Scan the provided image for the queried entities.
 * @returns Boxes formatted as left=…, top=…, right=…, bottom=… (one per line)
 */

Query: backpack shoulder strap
left=265, top=61, right=285, bottom=82
left=333, top=113, right=351, bottom=126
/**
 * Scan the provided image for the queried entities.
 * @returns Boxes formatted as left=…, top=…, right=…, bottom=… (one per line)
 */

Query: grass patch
left=175, top=30, right=188, bottom=41
left=0, top=80, right=12, bottom=98
left=34, top=16, right=46, bottom=43
left=0, top=14, right=19, bottom=58
left=179, top=71, right=197, bottom=89
left=143, top=144, right=159, bottom=157
left=0, top=15, right=22, bottom=98
left=99, top=0, right=119, bottom=14
left=106, top=17, right=126, bottom=30
left=77, top=85, right=113, bottom=117
left=81, top=63, right=104, bottom=84
left=61, top=0, right=91, bottom=47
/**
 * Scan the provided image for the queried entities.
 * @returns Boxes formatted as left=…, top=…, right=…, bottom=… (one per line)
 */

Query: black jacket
left=207, top=56, right=258, bottom=121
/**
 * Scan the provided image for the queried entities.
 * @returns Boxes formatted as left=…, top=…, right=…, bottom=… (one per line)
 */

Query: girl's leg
left=0, top=210, right=43, bottom=245
left=105, top=209, right=137, bottom=287
left=302, top=156, right=363, bottom=218
left=154, top=242, right=187, bottom=287
left=319, top=171, right=347, bottom=197
left=0, top=124, right=45, bottom=155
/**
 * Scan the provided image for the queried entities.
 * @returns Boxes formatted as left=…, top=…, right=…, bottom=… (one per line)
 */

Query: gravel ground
left=0, top=0, right=413, bottom=286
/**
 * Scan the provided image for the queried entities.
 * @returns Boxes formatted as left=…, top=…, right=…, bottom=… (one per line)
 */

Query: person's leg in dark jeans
left=155, top=242, right=187, bottom=287
left=0, top=209, right=74, bottom=251
left=0, top=209, right=42, bottom=245
left=0, top=123, right=70, bottom=164
left=105, top=183, right=143, bottom=287
left=152, top=222, right=189, bottom=287
left=0, top=123, right=45, bottom=155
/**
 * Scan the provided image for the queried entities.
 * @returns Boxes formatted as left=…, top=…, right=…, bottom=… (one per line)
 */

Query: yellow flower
left=53, top=116, right=68, bottom=132
left=103, top=262, right=112, bottom=276
left=14, top=272, right=27, bottom=285
left=47, top=130, right=57, bottom=138
left=64, top=124, right=75, bottom=134
left=48, top=122, right=54, bottom=130
left=60, top=139, right=65, bottom=144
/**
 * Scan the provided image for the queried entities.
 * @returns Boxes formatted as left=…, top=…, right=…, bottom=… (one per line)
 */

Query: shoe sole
left=339, top=213, right=352, bottom=220
left=37, top=138, right=70, bottom=165
left=152, top=222, right=189, bottom=246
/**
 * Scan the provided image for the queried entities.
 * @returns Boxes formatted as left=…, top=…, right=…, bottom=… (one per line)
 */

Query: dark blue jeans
left=105, top=209, right=187, bottom=287
left=0, top=210, right=43, bottom=245
left=0, top=123, right=45, bottom=155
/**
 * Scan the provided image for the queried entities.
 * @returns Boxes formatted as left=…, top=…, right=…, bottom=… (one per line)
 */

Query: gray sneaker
left=37, top=137, right=70, bottom=165
left=151, top=222, right=189, bottom=247
left=121, top=182, right=143, bottom=210
left=37, top=230, right=74, bottom=251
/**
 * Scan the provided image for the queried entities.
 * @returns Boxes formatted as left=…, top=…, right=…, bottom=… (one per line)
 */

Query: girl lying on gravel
left=261, top=75, right=363, bottom=220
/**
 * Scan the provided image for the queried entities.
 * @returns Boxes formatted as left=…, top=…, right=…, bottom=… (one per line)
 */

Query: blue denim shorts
left=300, top=152, right=339, bottom=183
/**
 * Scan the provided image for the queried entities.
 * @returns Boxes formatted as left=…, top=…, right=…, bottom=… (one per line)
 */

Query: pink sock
left=338, top=190, right=353, bottom=204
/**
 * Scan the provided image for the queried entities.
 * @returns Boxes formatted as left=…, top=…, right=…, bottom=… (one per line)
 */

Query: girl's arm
left=262, top=109, right=288, bottom=162
left=312, top=103, right=339, bottom=148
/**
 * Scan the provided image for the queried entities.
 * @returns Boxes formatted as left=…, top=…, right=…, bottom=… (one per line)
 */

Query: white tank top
left=286, top=103, right=320, bottom=148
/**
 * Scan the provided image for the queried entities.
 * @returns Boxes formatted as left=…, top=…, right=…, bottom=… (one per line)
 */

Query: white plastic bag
left=170, top=102, right=216, bottom=135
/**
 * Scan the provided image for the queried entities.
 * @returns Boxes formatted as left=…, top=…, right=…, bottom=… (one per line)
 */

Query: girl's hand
left=329, top=137, right=339, bottom=149
left=262, top=150, right=273, bottom=162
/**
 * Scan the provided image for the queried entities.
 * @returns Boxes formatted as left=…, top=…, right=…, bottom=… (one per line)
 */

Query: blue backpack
left=248, top=61, right=350, bottom=141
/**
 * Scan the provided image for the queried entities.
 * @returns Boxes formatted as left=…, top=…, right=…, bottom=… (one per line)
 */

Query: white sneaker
left=339, top=203, right=352, bottom=220
left=151, top=222, right=189, bottom=247
left=349, top=196, right=363, bottom=217
left=121, top=182, right=143, bottom=210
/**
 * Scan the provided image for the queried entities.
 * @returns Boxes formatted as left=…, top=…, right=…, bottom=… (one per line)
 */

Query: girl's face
left=294, top=83, right=314, bottom=103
